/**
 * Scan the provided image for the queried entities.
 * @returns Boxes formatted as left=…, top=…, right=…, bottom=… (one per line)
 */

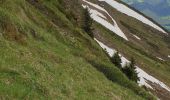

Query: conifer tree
left=122, top=58, right=139, bottom=83
left=111, top=52, right=122, bottom=69
left=82, top=8, right=93, bottom=38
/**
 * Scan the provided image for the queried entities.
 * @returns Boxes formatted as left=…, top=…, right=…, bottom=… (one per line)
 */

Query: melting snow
left=95, top=38, right=170, bottom=92
left=132, top=34, right=141, bottom=40
left=82, top=0, right=170, bottom=91
left=94, top=38, right=116, bottom=57
left=94, top=38, right=128, bottom=66
left=98, top=0, right=167, bottom=34
left=136, top=67, right=170, bottom=91
left=82, top=0, right=107, bottom=12
left=168, top=55, right=170, bottom=58
left=156, top=57, right=165, bottom=61
left=82, top=0, right=128, bottom=40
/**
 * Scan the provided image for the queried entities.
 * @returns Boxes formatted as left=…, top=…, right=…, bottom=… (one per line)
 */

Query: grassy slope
left=0, top=0, right=155, bottom=99
left=92, top=0, right=170, bottom=88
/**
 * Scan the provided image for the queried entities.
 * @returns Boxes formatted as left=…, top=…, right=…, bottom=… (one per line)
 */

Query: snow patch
left=83, top=0, right=107, bottom=12
left=94, top=38, right=128, bottom=66
left=82, top=0, right=128, bottom=40
left=98, top=0, right=167, bottom=34
left=156, top=57, right=165, bottom=61
left=94, top=38, right=116, bottom=57
left=95, top=38, right=170, bottom=92
left=136, top=67, right=170, bottom=92
left=168, top=55, right=170, bottom=58
left=132, top=34, right=141, bottom=40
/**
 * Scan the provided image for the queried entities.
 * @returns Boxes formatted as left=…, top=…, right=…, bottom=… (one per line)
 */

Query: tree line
left=82, top=7, right=139, bottom=83
left=111, top=52, right=139, bottom=83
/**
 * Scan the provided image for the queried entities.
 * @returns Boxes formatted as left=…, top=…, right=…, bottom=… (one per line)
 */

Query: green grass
left=0, top=0, right=156, bottom=99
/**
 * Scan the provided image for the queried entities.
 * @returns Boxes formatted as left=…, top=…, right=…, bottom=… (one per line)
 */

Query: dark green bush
left=122, top=58, right=139, bottom=83
left=82, top=8, right=93, bottom=38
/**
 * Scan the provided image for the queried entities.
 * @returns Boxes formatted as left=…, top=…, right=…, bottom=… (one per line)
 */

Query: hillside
left=121, top=0, right=170, bottom=31
left=82, top=0, right=170, bottom=99
left=0, top=0, right=170, bottom=100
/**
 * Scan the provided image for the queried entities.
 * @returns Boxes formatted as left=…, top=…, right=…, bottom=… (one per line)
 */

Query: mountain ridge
left=121, top=0, right=170, bottom=32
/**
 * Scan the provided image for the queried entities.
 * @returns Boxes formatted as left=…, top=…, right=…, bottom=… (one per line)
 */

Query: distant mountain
left=121, top=0, right=170, bottom=31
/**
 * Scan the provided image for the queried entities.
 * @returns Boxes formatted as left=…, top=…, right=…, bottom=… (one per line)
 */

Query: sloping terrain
left=0, top=0, right=169, bottom=99
left=0, top=0, right=156, bottom=99
left=81, top=0, right=170, bottom=99
left=121, top=0, right=170, bottom=31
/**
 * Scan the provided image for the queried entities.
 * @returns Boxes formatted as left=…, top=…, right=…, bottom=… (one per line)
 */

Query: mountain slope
left=121, top=0, right=170, bottom=31
left=0, top=0, right=156, bottom=99
left=0, top=0, right=170, bottom=99
left=99, top=0, right=167, bottom=34
left=81, top=0, right=170, bottom=99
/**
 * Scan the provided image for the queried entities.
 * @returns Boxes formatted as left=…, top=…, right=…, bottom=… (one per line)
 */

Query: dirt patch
left=147, top=80, right=170, bottom=100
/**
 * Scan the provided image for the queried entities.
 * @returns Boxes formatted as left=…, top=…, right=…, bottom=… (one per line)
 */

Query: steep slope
left=0, top=0, right=156, bottom=99
left=121, top=0, right=170, bottom=31
left=99, top=0, right=167, bottom=34
left=82, top=0, right=128, bottom=40
left=81, top=0, right=170, bottom=99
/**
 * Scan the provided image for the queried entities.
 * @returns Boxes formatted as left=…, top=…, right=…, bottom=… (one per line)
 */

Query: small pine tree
left=82, top=8, right=93, bottom=38
left=122, top=58, right=139, bottom=83
left=111, top=52, right=122, bottom=69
